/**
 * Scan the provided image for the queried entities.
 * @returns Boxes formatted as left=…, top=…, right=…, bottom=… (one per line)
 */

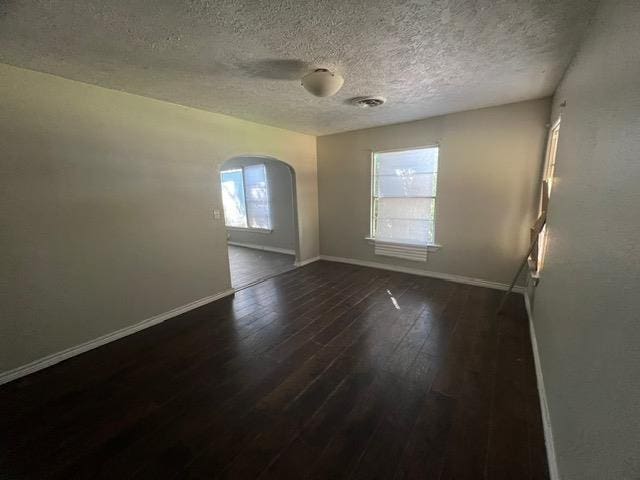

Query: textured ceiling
left=0, top=0, right=597, bottom=135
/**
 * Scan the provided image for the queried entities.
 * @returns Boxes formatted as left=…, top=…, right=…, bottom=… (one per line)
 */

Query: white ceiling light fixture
left=301, top=68, right=344, bottom=97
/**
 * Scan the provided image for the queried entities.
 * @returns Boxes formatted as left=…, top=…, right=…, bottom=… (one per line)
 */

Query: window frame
left=220, top=164, right=273, bottom=233
left=368, top=145, right=441, bottom=248
left=531, top=117, right=561, bottom=275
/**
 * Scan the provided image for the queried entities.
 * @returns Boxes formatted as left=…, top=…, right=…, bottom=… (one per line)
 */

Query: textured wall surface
left=0, top=64, right=317, bottom=373
left=0, top=0, right=596, bottom=135
left=532, top=1, right=640, bottom=478
left=222, top=157, right=296, bottom=251
left=317, top=98, right=550, bottom=285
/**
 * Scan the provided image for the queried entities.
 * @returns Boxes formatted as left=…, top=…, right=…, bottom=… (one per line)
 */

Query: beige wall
left=531, top=1, right=640, bottom=478
left=317, top=98, right=550, bottom=285
left=222, top=157, right=296, bottom=252
left=0, top=64, right=318, bottom=373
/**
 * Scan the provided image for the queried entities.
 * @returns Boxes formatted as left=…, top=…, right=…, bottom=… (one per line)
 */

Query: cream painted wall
left=0, top=64, right=318, bottom=372
left=317, top=98, right=550, bottom=285
left=531, top=1, right=640, bottom=478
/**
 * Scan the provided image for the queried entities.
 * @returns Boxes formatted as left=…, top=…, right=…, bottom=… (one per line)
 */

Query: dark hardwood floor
left=0, top=261, right=549, bottom=479
left=228, top=245, right=295, bottom=289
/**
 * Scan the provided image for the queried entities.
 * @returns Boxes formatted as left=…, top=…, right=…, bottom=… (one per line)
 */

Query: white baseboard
left=0, top=288, right=235, bottom=386
left=318, top=255, right=524, bottom=293
left=524, top=293, right=560, bottom=480
left=294, top=256, right=321, bottom=267
left=228, top=241, right=295, bottom=256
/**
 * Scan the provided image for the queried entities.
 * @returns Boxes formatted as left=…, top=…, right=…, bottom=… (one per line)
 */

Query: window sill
left=365, top=237, right=442, bottom=251
left=227, top=226, right=273, bottom=234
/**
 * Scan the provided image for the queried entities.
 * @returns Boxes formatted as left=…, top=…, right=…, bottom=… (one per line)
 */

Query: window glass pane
left=376, top=218, right=434, bottom=245
left=376, top=197, right=435, bottom=221
left=221, top=169, right=247, bottom=228
left=244, top=164, right=272, bottom=229
left=374, top=148, right=438, bottom=176
left=372, top=147, right=439, bottom=245
left=376, top=172, right=437, bottom=197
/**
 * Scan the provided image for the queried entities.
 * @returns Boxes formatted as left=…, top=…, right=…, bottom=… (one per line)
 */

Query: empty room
left=1, top=1, right=638, bottom=479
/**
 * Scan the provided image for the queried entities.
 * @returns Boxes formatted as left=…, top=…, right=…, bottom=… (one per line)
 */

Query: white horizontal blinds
left=243, top=164, right=272, bottom=229
left=373, top=147, right=438, bottom=245
left=375, top=198, right=435, bottom=244
left=220, top=169, right=248, bottom=228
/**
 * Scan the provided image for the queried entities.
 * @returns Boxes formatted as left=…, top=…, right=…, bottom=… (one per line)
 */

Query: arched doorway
left=219, top=155, right=299, bottom=288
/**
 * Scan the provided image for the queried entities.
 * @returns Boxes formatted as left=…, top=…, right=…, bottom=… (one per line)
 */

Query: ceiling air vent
left=351, top=96, right=386, bottom=108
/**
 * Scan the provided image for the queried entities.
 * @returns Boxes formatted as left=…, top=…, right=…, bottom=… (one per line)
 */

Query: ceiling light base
left=301, top=68, right=344, bottom=97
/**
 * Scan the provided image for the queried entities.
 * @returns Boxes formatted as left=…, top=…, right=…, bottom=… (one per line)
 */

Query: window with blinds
left=534, top=119, right=560, bottom=274
left=244, top=164, right=271, bottom=229
left=220, top=164, right=272, bottom=230
left=371, top=147, right=439, bottom=246
left=220, top=168, right=248, bottom=228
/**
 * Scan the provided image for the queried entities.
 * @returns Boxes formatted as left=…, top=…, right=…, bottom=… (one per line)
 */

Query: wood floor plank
left=179, top=270, right=419, bottom=479
left=267, top=278, right=447, bottom=480
left=0, top=261, right=549, bottom=480
left=45, top=265, right=370, bottom=478
left=347, top=281, right=455, bottom=480
left=435, top=286, right=501, bottom=480
left=65, top=265, right=388, bottom=479
left=486, top=293, right=550, bottom=480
